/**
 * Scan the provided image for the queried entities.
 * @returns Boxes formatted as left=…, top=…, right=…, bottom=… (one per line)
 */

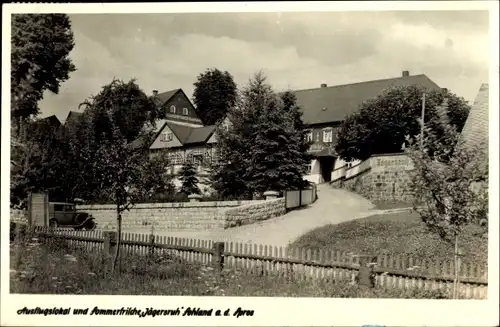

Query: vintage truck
left=48, top=202, right=97, bottom=230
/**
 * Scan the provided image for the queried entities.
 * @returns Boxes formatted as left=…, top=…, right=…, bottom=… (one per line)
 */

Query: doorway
left=319, top=156, right=335, bottom=183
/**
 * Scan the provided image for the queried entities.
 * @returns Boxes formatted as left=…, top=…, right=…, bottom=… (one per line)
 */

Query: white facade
left=303, top=159, right=322, bottom=184
left=303, top=157, right=362, bottom=185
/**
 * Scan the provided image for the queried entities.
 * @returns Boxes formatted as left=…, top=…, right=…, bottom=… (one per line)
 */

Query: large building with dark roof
left=146, top=70, right=444, bottom=189
left=296, top=70, right=442, bottom=184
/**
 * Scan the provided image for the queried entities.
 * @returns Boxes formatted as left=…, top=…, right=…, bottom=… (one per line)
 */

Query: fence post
left=299, top=187, right=302, bottom=207
left=12, top=223, right=24, bottom=270
left=149, top=234, right=155, bottom=256
left=103, top=231, right=118, bottom=272
left=212, top=242, right=225, bottom=273
left=356, top=255, right=377, bottom=288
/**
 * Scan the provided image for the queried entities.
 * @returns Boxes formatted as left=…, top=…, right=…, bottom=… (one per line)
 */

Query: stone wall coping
left=78, top=200, right=261, bottom=210
left=263, top=190, right=280, bottom=196
left=223, top=197, right=284, bottom=214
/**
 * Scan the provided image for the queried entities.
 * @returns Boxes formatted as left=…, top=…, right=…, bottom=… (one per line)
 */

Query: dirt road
left=136, top=184, right=378, bottom=248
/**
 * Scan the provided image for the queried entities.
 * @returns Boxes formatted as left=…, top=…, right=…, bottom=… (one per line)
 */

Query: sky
left=37, top=10, right=491, bottom=122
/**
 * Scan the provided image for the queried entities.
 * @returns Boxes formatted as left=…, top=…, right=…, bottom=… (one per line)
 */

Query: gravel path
left=127, top=184, right=379, bottom=248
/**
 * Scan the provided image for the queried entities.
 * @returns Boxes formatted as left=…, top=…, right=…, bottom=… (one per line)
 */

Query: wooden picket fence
left=22, top=225, right=488, bottom=299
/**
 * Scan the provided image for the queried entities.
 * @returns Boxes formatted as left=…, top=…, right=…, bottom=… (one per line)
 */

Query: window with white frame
left=193, top=155, right=203, bottom=165
left=170, top=105, right=176, bottom=113
left=183, top=107, right=189, bottom=116
left=305, top=130, right=313, bottom=143
left=204, top=150, right=211, bottom=164
left=168, top=151, right=183, bottom=165
left=160, top=132, right=173, bottom=142
left=189, top=148, right=204, bottom=165
left=323, top=128, right=333, bottom=143
left=212, top=148, right=221, bottom=164
left=209, top=147, right=220, bottom=164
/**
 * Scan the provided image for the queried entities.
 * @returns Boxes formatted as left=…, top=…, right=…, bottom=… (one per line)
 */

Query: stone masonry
left=10, top=198, right=289, bottom=232
left=76, top=200, right=261, bottom=231
left=223, top=198, right=286, bottom=228
left=332, top=153, right=415, bottom=202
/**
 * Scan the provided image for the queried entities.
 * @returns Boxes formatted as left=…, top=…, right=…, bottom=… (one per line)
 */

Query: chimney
left=402, top=71, right=410, bottom=77
left=320, top=83, right=327, bottom=88
left=152, top=90, right=158, bottom=96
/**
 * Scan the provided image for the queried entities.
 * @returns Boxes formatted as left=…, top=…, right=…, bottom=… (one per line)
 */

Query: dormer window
left=183, top=108, right=189, bottom=116
left=170, top=105, right=176, bottom=113
left=323, top=128, right=333, bottom=143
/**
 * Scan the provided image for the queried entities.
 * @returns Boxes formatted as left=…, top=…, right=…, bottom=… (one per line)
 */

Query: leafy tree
left=70, top=78, right=161, bottom=201
left=210, top=73, right=267, bottom=199
left=336, top=85, right=470, bottom=161
left=178, top=161, right=201, bottom=195
left=79, top=78, right=159, bottom=144
left=248, top=82, right=310, bottom=194
left=60, top=112, right=99, bottom=201
left=77, top=79, right=169, bottom=272
left=407, top=99, right=488, bottom=299
left=11, top=14, right=76, bottom=129
left=209, top=138, right=253, bottom=200
left=92, top=123, right=158, bottom=272
left=212, top=72, right=310, bottom=198
left=192, top=68, right=237, bottom=125
left=280, top=90, right=312, bottom=180
left=10, top=118, right=69, bottom=206
left=139, top=151, right=175, bottom=201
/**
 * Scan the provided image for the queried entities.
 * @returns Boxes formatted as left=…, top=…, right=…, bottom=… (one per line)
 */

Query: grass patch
left=289, top=211, right=487, bottom=266
left=372, top=200, right=414, bottom=210
left=10, top=235, right=449, bottom=298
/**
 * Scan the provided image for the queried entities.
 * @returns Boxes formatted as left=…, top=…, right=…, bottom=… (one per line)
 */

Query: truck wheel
left=83, top=220, right=96, bottom=231
left=49, top=219, right=58, bottom=229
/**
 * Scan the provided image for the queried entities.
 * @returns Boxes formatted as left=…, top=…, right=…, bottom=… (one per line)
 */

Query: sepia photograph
left=2, top=1, right=499, bottom=326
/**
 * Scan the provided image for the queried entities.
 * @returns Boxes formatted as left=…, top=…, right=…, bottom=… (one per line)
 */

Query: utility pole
left=420, top=93, right=426, bottom=149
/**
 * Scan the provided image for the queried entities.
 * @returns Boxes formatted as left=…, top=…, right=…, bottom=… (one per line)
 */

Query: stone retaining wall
left=223, top=198, right=286, bottom=228
left=331, top=153, right=415, bottom=202
left=77, top=200, right=261, bottom=231
left=10, top=197, right=289, bottom=232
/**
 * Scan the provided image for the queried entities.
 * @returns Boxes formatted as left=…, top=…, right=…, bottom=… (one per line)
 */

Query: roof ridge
left=293, top=74, right=429, bottom=93
left=157, top=88, right=181, bottom=95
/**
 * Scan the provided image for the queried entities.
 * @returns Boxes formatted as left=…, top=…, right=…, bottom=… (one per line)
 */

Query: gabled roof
left=165, top=121, right=216, bottom=146
left=129, top=119, right=168, bottom=150
left=32, top=115, right=62, bottom=129
left=153, top=88, right=181, bottom=107
left=294, top=74, right=442, bottom=125
left=41, top=115, right=62, bottom=126
left=459, top=83, right=489, bottom=157
left=144, top=119, right=217, bottom=149
left=185, top=125, right=216, bottom=145
left=65, top=111, right=84, bottom=125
